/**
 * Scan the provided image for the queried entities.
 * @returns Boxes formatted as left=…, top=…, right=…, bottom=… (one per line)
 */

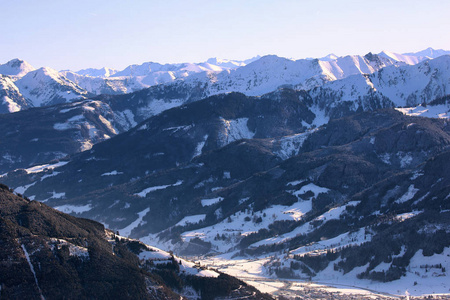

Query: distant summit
left=403, top=47, right=450, bottom=59
left=378, top=47, right=450, bottom=65
left=206, top=55, right=261, bottom=68
left=75, top=67, right=118, bottom=78
left=0, top=58, right=35, bottom=77
left=319, top=53, right=339, bottom=61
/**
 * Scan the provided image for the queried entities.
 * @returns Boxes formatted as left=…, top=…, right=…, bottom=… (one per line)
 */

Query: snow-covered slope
left=60, top=70, right=146, bottom=95
left=371, top=56, right=450, bottom=106
left=0, top=58, right=35, bottom=78
left=378, top=51, right=424, bottom=65
left=396, top=104, right=450, bottom=119
left=1, top=59, right=236, bottom=112
left=69, top=53, right=401, bottom=125
left=310, top=54, right=450, bottom=112
left=178, top=53, right=401, bottom=98
left=0, top=75, right=29, bottom=113
left=0, top=99, right=120, bottom=173
left=81, top=53, right=450, bottom=139
left=377, top=47, right=450, bottom=65
left=319, top=53, right=399, bottom=81
left=107, top=52, right=443, bottom=126
left=15, top=67, right=89, bottom=107
left=1, top=49, right=447, bottom=115
left=105, top=60, right=235, bottom=90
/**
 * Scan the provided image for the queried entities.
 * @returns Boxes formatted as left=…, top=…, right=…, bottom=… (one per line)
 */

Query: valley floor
left=195, top=253, right=450, bottom=299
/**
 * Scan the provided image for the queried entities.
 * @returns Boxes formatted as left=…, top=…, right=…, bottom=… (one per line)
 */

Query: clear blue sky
left=1, top=0, right=449, bottom=71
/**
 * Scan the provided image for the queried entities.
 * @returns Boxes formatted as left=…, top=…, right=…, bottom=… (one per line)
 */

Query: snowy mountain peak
left=204, top=57, right=252, bottom=69
left=243, top=55, right=295, bottom=69
left=206, top=55, right=261, bottom=66
left=377, top=48, right=450, bottom=65
left=258, top=54, right=293, bottom=62
left=311, top=54, right=450, bottom=110
left=112, top=62, right=164, bottom=77
left=27, top=67, right=85, bottom=88
left=320, top=53, right=339, bottom=61
left=0, top=58, right=35, bottom=77
left=404, top=47, right=450, bottom=59
left=75, top=67, right=118, bottom=78
left=15, top=67, right=88, bottom=107
left=206, top=57, right=246, bottom=68
left=35, top=66, right=62, bottom=79
left=112, top=59, right=247, bottom=79
left=378, top=50, right=424, bottom=65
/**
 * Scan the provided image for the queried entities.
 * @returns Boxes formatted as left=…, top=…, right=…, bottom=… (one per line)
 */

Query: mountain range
left=1, top=53, right=449, bottom=174
left=1, top=47, right=450, bottom=298
left=2, top=48, right=449, bottom=113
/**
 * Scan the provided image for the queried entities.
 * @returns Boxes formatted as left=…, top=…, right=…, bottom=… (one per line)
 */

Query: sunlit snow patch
left=275, top=131, right=314, bottom=160
left=14, top=182, right=36, bottom=194
left=201, top=197, right=224, bottom=207
left=286, top=180, right=305, bottom=186
left=218, top=117, right=255, bottom=146
left=53, top=115, right=86, bottom=130
left=290, top=183, right=330, bottom=200
left=251, top=201, right=360, bottom=248
left=395, top=184, right=419, bottom=204
left=115, top=109, right=137, bottom=129
left=163, top=125, right=193, bottom=132
left=395, top=210, right=422, bottom=221
left=282, top=200, right=313, bottom=221
left=49, top=191, right=65, bottom=199
left=40, top=171, right=61, bottom=181
left=311, top=246, right=450, bottom=296
left=118, top=207, right=150, bottom=237
left=25, top=161, right=68, bottom=174
left=49, top=238, right=89, bottom=259
left=291, top=227, right=372, bottom=256
left=138, top=247, right=172, bottom=260
left=193, top=134, right=208, bottom=158
left=134, top=180, right=183, bottom=197
left=2, top=96, right=21, bottom=112
left=310, top=106, right=330, bottom=127
left=101, top=170, right=123, bottom=176
left=181, top=199, right=314, bottom=250
left=54, top=204, right=92, bottom=214
left=175, top=214, right=207, bottom=227
left=395, top=104, right=450, bottom=119
left=137, top=98, right=185, bottom=117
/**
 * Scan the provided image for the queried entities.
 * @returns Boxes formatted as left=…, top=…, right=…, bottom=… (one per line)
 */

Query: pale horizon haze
left=1, top=0, right=449, bottom=71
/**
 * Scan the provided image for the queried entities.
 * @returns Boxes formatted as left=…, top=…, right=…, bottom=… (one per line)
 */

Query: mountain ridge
left=0, top=53, right=449, bottom=176
left=1, top=48, right=448, bottom=114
